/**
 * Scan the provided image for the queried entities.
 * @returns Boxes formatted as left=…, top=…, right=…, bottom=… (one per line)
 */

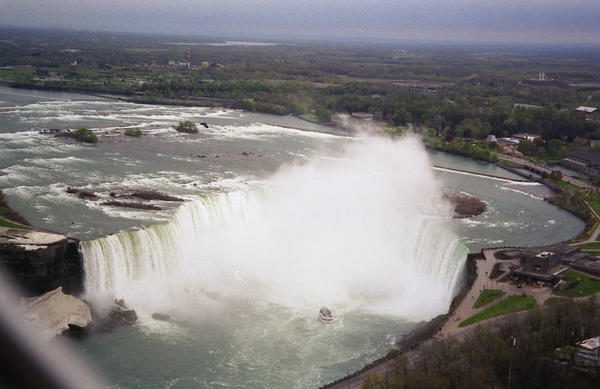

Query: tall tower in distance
left=187, top=48, right=191, bottom=70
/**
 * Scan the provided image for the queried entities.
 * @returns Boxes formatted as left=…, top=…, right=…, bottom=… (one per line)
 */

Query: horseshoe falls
left=81, top=136, right=468, bottom=321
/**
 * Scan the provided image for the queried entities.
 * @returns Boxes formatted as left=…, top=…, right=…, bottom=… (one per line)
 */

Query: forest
left=361, top=298, right=600, bottom=389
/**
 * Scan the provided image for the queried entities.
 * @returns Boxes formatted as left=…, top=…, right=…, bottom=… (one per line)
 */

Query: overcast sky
left=1, top=0, right=599, bottom=44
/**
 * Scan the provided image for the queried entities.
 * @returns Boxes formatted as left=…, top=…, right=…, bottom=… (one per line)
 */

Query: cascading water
left=82, top=136, right=468, bottom=321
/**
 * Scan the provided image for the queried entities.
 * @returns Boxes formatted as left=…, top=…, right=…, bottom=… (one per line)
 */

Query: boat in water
left=319, top=307, right=333, bottom=323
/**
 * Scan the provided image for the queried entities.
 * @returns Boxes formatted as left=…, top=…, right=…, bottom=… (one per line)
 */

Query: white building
left=575, top=336, right=600, bottom=369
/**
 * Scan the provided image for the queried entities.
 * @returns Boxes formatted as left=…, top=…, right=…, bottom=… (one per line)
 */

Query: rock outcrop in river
left=443, top=190, right=487, bottom=218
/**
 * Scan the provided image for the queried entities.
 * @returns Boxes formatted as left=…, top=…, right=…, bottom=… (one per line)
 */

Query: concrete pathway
left=439, top=250, right=499, bottom=337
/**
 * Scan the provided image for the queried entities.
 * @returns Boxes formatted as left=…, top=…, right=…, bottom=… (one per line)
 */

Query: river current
left=0, top=86, right=584, bottom=388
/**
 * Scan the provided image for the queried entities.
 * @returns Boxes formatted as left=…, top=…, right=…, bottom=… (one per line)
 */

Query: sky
left=1, top=0, right=599, bottom=44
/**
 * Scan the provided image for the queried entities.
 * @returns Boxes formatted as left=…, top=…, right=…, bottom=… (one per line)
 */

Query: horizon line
left=2, top=24, right=600, bottom=49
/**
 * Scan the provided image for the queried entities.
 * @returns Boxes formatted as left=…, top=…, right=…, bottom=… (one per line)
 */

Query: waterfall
left=81, top=136, right=469, bottom=320
left=82, top=191, right=256, bottom=298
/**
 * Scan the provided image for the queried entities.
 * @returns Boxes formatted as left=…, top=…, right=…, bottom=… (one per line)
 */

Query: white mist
left=82, top=135, right=467, bottom=321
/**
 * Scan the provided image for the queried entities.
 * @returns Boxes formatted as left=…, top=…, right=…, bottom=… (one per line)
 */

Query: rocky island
left=443, top=189, right=487, bottom=219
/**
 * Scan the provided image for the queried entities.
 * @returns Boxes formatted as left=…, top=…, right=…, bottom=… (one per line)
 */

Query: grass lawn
left=459, top=295, right=537, bottom=327
left=578, top=242, right=600, bottom=250
left=497, top=159, right=522, bottom=168
left=473, top=289, right=504, bottom=308
left=556, top=270, right=600, bottom=297
left=490, top=263, right=504, bottom=279
left=299, top=113, right=319, bottom=122
left=0, top=204, right=28, bottom=230
left=549, top=178, right=581, bottom=192
left=494, top=251, right=509, bottom=260
left=0, top=218, right=28, bottom=229
left=581, top=250, right=600, bottom=256
left=545, top=297, right=568, bottom=306
left=587, top=192, right=600, bottom=217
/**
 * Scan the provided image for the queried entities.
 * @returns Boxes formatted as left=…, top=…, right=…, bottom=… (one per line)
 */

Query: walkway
left=439, top=249, right=500, bottom=337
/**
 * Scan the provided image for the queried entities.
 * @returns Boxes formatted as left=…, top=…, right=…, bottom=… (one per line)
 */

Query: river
left=0, top=86, right=584, bottom=388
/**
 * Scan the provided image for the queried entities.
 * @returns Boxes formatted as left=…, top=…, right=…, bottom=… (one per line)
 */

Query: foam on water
left=206, top=123, right=343, bottom=141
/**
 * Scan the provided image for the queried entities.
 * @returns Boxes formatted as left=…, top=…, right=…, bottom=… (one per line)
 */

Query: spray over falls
left=82, top=136, right=468, bottom=321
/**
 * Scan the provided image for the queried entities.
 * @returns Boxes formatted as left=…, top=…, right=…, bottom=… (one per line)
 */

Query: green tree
left=73, top=128, right=98, bottom=143
left=175, top=120, right=198, bottom=133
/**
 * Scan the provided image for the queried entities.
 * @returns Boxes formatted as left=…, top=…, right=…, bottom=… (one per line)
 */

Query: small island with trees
left=174, top=120, right=198, bottom=133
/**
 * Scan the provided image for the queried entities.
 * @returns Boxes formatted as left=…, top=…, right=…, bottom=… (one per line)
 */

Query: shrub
left=73, top=128, right=98, bottom=143
left=124, top=127, right=142, bottom=137
left=174, top=120, right=198, bottom=133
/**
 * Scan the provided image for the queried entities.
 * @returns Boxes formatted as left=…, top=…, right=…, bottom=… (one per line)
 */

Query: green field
left=549, top=178, right=581, bottom=192
left=578, top=242, right=600, bottom=250
left=556, top=270, right=600, bottom=297
left=581, top=250, right=600, bottom=256
left=0, top=215, right=28, bottom=229
left=545, top=297, right=568, bottom=306
left=473, top=289, right=504, bottom=308
left=459, top=295, right=537, bottom=327
left=587, top=192, right=600, bottom=218
left=0, top=204, right=28, bottom=230
left=490, top=263, right=504, bottom=279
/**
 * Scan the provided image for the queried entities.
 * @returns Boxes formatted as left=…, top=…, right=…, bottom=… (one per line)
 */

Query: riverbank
left=0, top=84, right=589, bottom=387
